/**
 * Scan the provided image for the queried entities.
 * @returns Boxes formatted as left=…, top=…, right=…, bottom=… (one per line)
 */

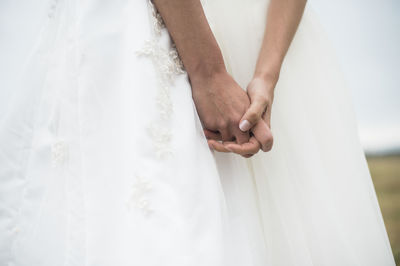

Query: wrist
left=253, top=69, right=280, bottom=87
left=188, top=60, right=227, bottom=85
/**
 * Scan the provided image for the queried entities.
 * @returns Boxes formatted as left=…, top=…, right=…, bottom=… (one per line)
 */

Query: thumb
left=239, top=99, right=267, bottom=132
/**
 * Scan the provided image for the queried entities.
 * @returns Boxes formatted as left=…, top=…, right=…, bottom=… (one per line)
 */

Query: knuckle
left=254, top=143, right=261, bottom=153
left=263, top=134, right=274, bottom=152
left=255, top=97, right=268, bottom=107
left=230, top=116, right=242, bottom=127
left=264, top=144, right=273, bottom=152
left=217, top=120, right=228, bottom=130
left=266, top=133, right=273, bottom=143
left=247, top=111, right=260, bottom=122
left=202, top=117, right=215, bottom=128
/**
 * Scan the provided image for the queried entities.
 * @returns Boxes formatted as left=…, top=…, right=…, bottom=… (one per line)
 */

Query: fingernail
left=239, top=120, right=251, bottom=132
left=225, top=145, right=233, bottom=151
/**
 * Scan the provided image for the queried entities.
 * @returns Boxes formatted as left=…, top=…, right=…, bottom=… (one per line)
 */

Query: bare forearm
left=153, top=0, right=225, bottom=80
left=255, top=0, right=307, bottom=84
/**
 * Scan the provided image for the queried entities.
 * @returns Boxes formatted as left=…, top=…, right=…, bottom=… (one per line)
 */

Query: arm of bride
left=153, top=0, right=252, bottom=146
left=220, top=0, right=307, bottom=153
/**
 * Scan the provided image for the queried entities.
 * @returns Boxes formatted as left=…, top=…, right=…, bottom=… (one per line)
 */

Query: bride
left=0, top=0, right=395, bottom=265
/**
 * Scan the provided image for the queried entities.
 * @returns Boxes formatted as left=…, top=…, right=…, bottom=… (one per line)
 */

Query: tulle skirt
left=0, top=0, right=395, bottom=265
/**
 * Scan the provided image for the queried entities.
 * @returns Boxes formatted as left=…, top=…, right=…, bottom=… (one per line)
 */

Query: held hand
left=206, top=76, right=275, bottom=157
left=191, top=70, right=251, bottom=145
left=238, top=77, right=275, bottom=152
left=221, top=120, right=273, bottom=157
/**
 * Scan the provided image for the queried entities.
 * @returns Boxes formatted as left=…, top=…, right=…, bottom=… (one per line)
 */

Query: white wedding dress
left=0, top=0, right=395, bottom=265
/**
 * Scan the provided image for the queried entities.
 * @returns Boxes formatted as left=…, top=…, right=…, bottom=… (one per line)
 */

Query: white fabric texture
left=0, top=0, right=395, bottom=265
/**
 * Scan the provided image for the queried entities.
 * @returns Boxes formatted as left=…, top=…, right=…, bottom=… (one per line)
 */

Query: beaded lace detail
left=148, top=0, right=166, bottom=35
left=136, top=40, right=184, bottom=122
left=126, top=1, right=186, bottom=218
left=136, top=41, right=184, bottom=83
left=136, top=0, right=185, bottom=158
left=127, top=174, right=153, bottom=216
left=51, top=139, right=68, bottom=167
left=148, top=123, right=173, bottom=158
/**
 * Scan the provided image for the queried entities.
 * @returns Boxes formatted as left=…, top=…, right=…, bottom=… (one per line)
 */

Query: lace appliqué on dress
left=136, top=1, right=185, bottom=159
left=127, top=174, right=153, bottom=216
left=147, top=123, right=173, bottom=158
left=137, top=41, right=185, bottom=81
left=136, top=40, right=184, bottom=121
left=126, top=1, right=185, bottom=218
left=51, top=139, right=68, bottom=167
left=148, top=0, right=166, bottom=35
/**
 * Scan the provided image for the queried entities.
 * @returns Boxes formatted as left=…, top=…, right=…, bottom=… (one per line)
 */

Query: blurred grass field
left=366, top=155, right=400, bottom=264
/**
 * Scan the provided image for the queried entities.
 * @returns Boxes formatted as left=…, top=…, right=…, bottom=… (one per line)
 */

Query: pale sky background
left=1, top=0, right=399, bottom=153
left=309, top=0, right=400, bottom=153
